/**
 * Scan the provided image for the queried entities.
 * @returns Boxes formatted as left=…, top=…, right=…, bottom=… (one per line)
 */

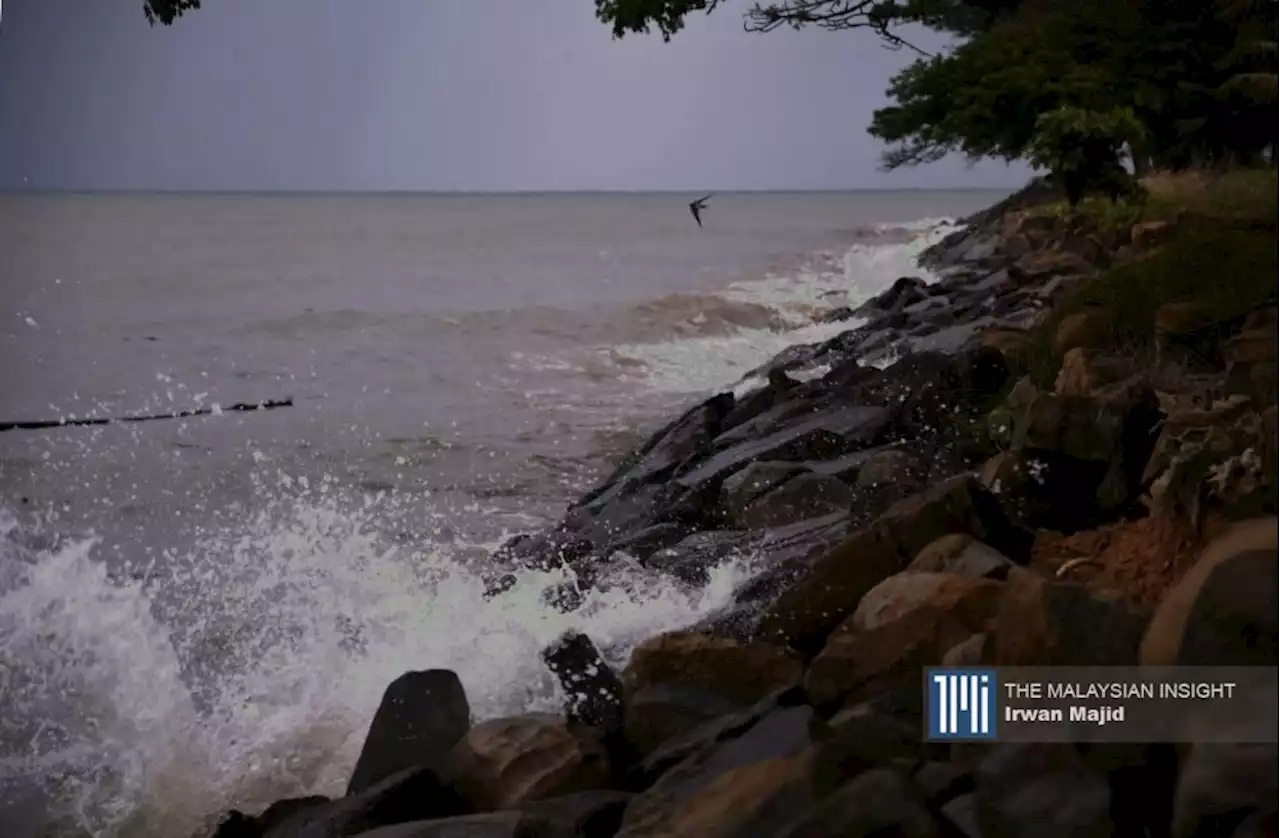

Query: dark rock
left=517, top=790, right=634, bottom=838
left=734, top=472, right=854, bottom=529
left=854, top=276, right=931, bottom=318
left=907, top=534, right=1018, bottom=580
left=979, top=449, right=1113, bottom=533
left=603, top=522, right=696, bottom=560
left=991, top=570, right=1151, bottom=666
left=445, top=715, right=613, bottom=811
left=348, top=813, right=524, bottom=837
left=641, top=529, right=755, bottom=587
left=1173, top=744, right=1278, bottom=838
left=621, top=632, right=802, bottom=708
left=625, top=685, right=809, bottom=791
left=1141, top=517, right=1278, bottom=668
left=574, top=393, right=735, bottom=512
left=718, top=374, right=806, bottom=436
left=262, top=765, right=464, bottom=838
left=541, top=632, right=624, bottom=734
left=854, top=448, right=925, bottom=492
left=491, top=530, right=595, bottom=575
left=616, top=704, right=827, bottom=836
left=720, top=461, right=809, bottom=512
left=773, top=767, right=947, bottom=838
left=803, top=448, right=885, bottom=484
left=347, top=670, right=471, bottom=795
left=756, top=476, right=1031, bottom=656
left=973, top=744, right=1113, bottom=838
left=623, top=685, right=748, bottom=758
left=215, top=797, right=331, bottom=838
left=677, top=404, right=891, bottom=491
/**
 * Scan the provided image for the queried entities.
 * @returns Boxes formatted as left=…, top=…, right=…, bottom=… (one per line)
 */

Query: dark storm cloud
left=0, top=0, right=1030, bottom=191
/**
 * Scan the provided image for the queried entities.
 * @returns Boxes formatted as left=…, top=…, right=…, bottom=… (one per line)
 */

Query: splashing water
left=0, top=487, right=753, bottom=838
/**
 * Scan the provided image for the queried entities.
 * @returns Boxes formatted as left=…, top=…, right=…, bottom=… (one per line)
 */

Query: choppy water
left=0, top=189, right=1005, bottom=836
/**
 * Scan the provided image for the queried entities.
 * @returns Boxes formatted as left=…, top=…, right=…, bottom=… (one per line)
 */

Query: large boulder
left=622, top=632, right=802, bottom=707
left=1140, top=516, right=1278, bottom=667
left=719, top=462, right=808, bottom=513
left=732, top=472, right=854, bottom=530
left=804, top=574, right=1004, bottom=707
left=972, top=744, right=1113, bottom=838
left=990, top=570, right=1151, bottom=666
left=541, top=632, right=625, bottom=733
left=755, top=476, right=1029, bottom=655
left=906, top=534, right=1017, bottom=580
left=615, top=704, right=827, bottom=837
left=346, top=670, right=472, bottom=795
left=445, top=715, right=613, bottom=811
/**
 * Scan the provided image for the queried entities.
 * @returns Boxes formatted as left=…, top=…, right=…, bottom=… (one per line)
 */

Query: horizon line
left=0, top=185, right=1021, bottom=197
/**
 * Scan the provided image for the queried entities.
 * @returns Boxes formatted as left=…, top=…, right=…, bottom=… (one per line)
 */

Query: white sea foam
left=600, top=219, right=961, bottom=395
left=0, top=491, right=752, bottom=838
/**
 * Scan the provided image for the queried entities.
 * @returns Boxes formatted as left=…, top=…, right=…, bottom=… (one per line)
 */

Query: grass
left=1025, top=166, right=1279, bottom=239
left=1013, top=167, right=1279, bottom=389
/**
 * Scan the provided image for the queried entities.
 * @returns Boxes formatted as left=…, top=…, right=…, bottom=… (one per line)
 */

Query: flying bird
left=688, top=194, right=713, bottom=228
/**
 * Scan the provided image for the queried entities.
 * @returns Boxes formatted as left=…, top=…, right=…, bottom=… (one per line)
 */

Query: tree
left=143, top=0, right=201, bottom=25
left=593, top=0, right=1023, bottom=51
left=1027, top=106, right=1145, bottom=207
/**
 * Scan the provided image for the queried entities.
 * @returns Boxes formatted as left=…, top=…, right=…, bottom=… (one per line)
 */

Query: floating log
left=0, top=397, right=293, bottom=432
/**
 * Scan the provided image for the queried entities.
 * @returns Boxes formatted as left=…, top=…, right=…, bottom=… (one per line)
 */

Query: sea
left=0, top=189, right=1007, bottom=837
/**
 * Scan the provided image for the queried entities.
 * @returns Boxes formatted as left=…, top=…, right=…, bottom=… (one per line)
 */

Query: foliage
left=592, top=0, right=1022, bottom=49
left=1026, top=107, right=1146, bottom=207
left=143, top=0, right=200, bottom=25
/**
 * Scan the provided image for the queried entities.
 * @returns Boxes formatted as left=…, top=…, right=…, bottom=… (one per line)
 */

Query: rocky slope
left=209, top=180, right=1278, bottom=838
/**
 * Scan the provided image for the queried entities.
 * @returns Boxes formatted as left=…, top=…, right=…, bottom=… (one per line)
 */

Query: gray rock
left=721, top=461, right=809, bottom=512
left=642, top=530, right=756, bottom=587
left=855, top=448, right=922, bottom=491
left=676, top=405, right=890, bottom=491
left=541, top=632, right=624, bottom=734
left=973, top=744, right=1113, bottom=838
left=347, top=671, right=471, bottom=795
left=774, top=768, right=945, bottom=838
left=735, top=472, right=854, bottom=529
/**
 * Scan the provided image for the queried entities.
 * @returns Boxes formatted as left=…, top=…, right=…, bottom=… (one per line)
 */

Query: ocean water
left=0, top=189, right=1006, bottom=836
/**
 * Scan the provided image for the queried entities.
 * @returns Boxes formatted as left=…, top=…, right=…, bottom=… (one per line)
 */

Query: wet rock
left=622, top=632, right=802, bottom=707
left=263, top=766, right=464, bottom=838
left=854, top=448, right=925, bottom=493
left=641, top=529, right=754, bottom=587
left=1053, top=348, right=1137, bottom=397
left=720, top=461, right=808, bottom=512
left=676, top=404, right=891, bottom=491
left=625, top=685, right=808, bottom=790
left=973, top=744, right=1113, bottom=838
left=804, top=575, right=1003, bottom=707
left=1172, top=744, right=1278, bottom=838
left=446, top=715, right=613, bottom=811
left=1140, top=516, right=1278, bottom=667
left=541, top=632, right=624, bottom=733
left=773, top=767, right=946, bottom=838
left=803, top=448, right=883, bottom=484
left=603, top=522, right=696, bottom=560
left=215, top=797, right=330, bottom=838
left=574, top=393, right=735, bottom=512
left=849, top=572, right=1004, bottom=634
left=990, top=570, right=1150, bottom=666
left=491, top=530, right=595, bottom=575
left=347, top=670, right=471, bottom=795
left=907, top=533, right=1017, bottom=580
left=623, top=684, right=748, bottom=758
left=979, top=449, right=1113, bottom=534
left=856, top=276, right=931, bottom=317
left=756, top=476, right=1029, bottom=655
left=734, top=472, right=854, bottom=529
left=718, top=373, right=805, bottom=435
left=516, top=790, right=634, bottom=838
left=616, top=704, right=827, bottom=837
left=1011, top=378, right=1162, bottom=514
left=349, top=813, right=526, bottom=837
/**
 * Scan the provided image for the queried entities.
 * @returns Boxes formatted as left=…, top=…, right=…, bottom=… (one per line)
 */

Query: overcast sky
left=0, top=0, right=1031, bottom=192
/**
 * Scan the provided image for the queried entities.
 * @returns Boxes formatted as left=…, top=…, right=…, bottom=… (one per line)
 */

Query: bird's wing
left=696, top=193, right=713, bottom=204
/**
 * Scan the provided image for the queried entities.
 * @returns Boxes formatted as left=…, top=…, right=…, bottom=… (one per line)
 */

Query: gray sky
left=0, top=0, right=1031, bottom=191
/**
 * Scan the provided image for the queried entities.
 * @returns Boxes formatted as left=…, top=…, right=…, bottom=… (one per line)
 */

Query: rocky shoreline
left=212, top=181, right=1278, bottom=838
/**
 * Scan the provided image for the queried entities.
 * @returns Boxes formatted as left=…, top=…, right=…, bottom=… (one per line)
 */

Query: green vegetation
left=1026, top=107, right=1146, bottom=208
left=1016, top=168, right=1278, bottom=389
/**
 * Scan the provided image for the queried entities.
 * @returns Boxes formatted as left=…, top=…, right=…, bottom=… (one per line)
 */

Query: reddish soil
left=1031, top=511, right=1203, bottom=606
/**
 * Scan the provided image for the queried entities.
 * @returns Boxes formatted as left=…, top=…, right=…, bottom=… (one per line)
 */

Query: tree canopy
left=594, top=0, right=1278, bottom=175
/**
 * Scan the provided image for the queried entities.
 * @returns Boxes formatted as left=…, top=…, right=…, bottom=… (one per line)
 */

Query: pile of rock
left=212, top=510, right=1275, bottom=838
left=208, top=186, right=1277, bottom=837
